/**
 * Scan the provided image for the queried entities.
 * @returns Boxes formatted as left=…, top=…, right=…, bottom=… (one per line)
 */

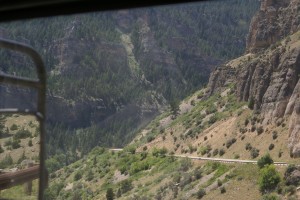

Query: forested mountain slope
left=130, top=0, right=300, bottom=163
left=0, top=0, right=259, bottom=159
left=5, top=0, right=300, bottom=200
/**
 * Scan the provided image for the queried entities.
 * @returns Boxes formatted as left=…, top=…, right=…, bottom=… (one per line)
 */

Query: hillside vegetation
left=42, top=1, right=300, bottom=199
left=0, top=1, right=259, bottom=163
left=44, top=147, right=300, bottom=200
left=44, top=147, right=259, bottom=200
left=42, top=30, right=300, bottom=200
left=6, top=1, right=300, bottom=200
left=0, top=114, right=40, bottom=199
left=0, top=114, right=39, bottom=166
left=133, top=84, right=292, bottom=162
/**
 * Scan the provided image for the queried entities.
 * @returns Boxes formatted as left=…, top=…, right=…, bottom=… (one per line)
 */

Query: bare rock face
left=260, top=47, right=300, bottom=119
left=206, top=0, right=300, bottom=157
left=285, top=166, right=300, bottom=185
left=287, top=79, right=300, bottom=157
left=246, top=0, right=299, bottom=53
left=206, top=65, right=236, bottom=96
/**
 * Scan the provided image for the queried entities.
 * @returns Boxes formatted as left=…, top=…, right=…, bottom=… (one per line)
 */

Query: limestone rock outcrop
left=206, top=0, right=300, bottom=157
left=246, top=0, right=299, bottom=53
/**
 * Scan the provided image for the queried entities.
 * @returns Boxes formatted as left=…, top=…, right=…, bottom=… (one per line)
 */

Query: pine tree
left=106, top=188, right=114, bottom=200
left=248, top=96, right=255, bottom=110
left=170, top=100, right=180, bottom=119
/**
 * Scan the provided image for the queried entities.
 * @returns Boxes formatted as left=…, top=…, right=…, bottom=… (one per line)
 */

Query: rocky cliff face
left=207, top=0, right=300, bottom=157
left=246, top=0, right=300, bottom=52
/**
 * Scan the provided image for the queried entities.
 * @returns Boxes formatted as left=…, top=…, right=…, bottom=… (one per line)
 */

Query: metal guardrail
left=0, top=165, right=40, bottom=190
left=0, top=38, right=47, bottom=200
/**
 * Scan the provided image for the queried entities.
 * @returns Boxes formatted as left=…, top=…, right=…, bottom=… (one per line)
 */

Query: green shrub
left=191, top=100, right=195, bottom=106
left=173, top=136, right=177, bottom=142
left=106, top=188, right=114, bottom=200
left=13, top=129, right=31, bottom=139
left=74, top=171, right=82, bottom=181
left=213, top=149, right=219, bottom=156
left=261, top=193, right=280, bottom=200
left=28, top=140, right=33, bottom=147
left=160, top=128, right=165, bottom=134
left=217, top=179, right=222, bottom=187
left=10, top=124, right=18, bottom=131
left=17, top=151, right=27, bottom=164
left=120, top=179, right=133, bottom=194
left=188, top=144, right=197, bottom=153
left=196, top=188, right=206, bottom=199
left=197, top=94, right=204, bottom=99
left=12, top=139, right=21, bottom=149
left=248, top=97, right=254, bottom=110
left=152, top=147, right=168, bottom=157
left=179, top=158, right=192, bottom=172
left=220, top=186, right=226, bottom=193
left=278, top=150, right=283, bottom=158
left=257, top=153, right=273, bottom=169
left=198, top=145, right=212, bottom=156
left=226, top=138, right=236, bottom=149
left=284, top=185, right=296, bottom=195
left=186, top=130, right=195, bottom=138
left=219, top=149, right=225, bottom=156
left=245, top=143, right=252, bottom=151
left=251, top=148, right=259, bottom=158
left=257, top=126, right=264, bottom=135
left=206, top=105, right=217, bottom=114
left=86, top=170, right=93, bottom=181
left=234, top=154, right=240, bottom=159
left=208, top=115, right=217, bottom=124
left=43, top=181, right=64, bottom=199
left=147, top=135, right=155, bottom=142
left=194, top=167, right=202, bottom=180
left=4, top=139, right=12, bottom=147
left=173, top=173, right=181, bottom=183
left=240, top=127, right=247, bottom=134
left=124, top=145, right=136, bottom=154
left=272, top=131, right=278, bottom=140
left=259, top=165, right=281, bottom=193
left=180, top=173, right=193, bottom=189
left=269, top=143, right=275, bottom=150
left=0, top=154, right=13, bottom=168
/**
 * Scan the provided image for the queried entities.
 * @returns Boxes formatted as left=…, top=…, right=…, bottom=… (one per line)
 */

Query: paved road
left=172, top=154, right=288, bottom=166
left=110, top=148, right=123, bottom=151
left=110, top=148, right=288, bottom=166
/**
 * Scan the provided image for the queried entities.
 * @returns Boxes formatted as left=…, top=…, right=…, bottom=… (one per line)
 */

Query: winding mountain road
left=110, top=148, right=289, bottom=166
left=172, top=154, right=288, bottom=166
